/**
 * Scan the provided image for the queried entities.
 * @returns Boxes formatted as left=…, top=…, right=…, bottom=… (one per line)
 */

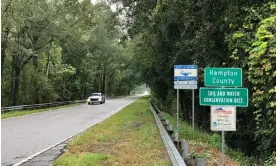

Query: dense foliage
left=113, top=0, right=276, bottom=163
left=1, top=0, right=137, bottom=106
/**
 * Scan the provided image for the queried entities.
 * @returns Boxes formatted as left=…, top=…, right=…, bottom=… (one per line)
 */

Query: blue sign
left=174, top=65, right=198, bottom=81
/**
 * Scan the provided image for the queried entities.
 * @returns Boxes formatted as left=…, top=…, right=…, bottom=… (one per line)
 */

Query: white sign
left=174, top=65, right=198, bottom=81
left=210, top=106, right=236, bottom=131
left=174, top=85, right=197, bottom=89
left=174, top=81, right=197, bottom=85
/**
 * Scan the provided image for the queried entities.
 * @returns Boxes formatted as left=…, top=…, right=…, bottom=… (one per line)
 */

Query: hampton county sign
left=204, top=68, right=242, bottom=87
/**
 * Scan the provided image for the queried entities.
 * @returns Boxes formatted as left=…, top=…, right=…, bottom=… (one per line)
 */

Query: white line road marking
left=49, top=114, right=65, bottom=119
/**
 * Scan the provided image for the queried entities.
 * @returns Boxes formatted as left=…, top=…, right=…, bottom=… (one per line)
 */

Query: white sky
left=91, top=0, right=117, bottom=12
left=90, top=0, right=128, bottom=35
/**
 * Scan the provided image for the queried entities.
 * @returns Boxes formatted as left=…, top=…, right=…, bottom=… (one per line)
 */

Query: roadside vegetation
left=114, top=0, right=276, bottom=163
left=164, top=113, right=249, bottom=166
left=164, top=112, right=276, bottom=166
left=1, top=103, right=84, bottom=119
left=54, top=97, right=171, bottom=166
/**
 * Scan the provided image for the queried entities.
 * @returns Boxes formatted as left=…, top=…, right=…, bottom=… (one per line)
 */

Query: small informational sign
left=210, top=106, right=236, bottom=131
left=174, top=81, right=197, bottom=85
left=174, top=65, right=198, bottom=81
left=174, top=84, right=197, bottom=89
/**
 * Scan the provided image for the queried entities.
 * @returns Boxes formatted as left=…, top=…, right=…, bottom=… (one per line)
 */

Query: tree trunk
left=101, top=67, right=106, bottom=93
left=1, top=41, right=7, bottom=77
left=107, top=72, right=115, bottom=96
left=11, top=53, right=35, bottom=106
left=1, top=29, right=10, bottom=77
left=11, top=65, right=21, bottom=106
left=93, top=76, right=98, bottom=92
left=45, top=51, right=51, bottom=79
left=34, top=61, right=40, bottom=104
left=83, top=85, right=87, bottom=98
left=99, top=72, right=103, bottom=92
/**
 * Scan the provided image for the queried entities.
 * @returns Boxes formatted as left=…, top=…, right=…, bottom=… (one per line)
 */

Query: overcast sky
left=91, top=0, right=117, bottom=12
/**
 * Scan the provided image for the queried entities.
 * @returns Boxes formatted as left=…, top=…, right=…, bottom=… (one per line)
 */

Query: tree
left=1, top=0, right=138, bottom=106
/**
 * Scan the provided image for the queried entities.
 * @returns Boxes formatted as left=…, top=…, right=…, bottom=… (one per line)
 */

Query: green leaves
left=228, top=2, right=276, bottom=158
left=113, top=0, right=276, bottom=162
left=233, top=32, right=245, bottom=38
left=1, top=0, right=136, bottom=105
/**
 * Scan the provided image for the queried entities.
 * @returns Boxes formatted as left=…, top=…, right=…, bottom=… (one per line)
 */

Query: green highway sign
left=199, top=87, right=248, bottom=107
left=204, top=68, right=242, bottom=87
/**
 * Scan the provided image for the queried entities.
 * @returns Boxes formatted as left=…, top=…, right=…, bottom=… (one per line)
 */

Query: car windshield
left=91, top=93, right=101, bottom=96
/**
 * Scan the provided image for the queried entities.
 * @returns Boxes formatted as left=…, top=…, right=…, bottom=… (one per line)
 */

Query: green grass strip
left=54, top=97, right=171, bottom=166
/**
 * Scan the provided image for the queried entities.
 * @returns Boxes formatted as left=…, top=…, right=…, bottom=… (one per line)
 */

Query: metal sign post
left=177, top=89, right=179, bottom=139
left=174, top=65, right=198, bottom=131
left=222, top=130, right=225, bottom=166
left=192, top=89, right=195, bottom=130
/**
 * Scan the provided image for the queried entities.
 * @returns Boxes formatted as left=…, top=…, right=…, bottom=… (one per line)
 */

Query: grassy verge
left=54, top=97, right=171, bottom=166
left=1, top=103, right=84, bottom=119
left=164, top=113, right=251, bottom=166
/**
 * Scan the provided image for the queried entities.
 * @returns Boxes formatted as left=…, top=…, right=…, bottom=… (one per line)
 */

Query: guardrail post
left=172, top=132, right=179, bottom=149
left=160, top=116, right=166, bottom=123
left=167, top=124, right=174, bottom=136
left=163, top=119, right=169, bottom=127
left=196, top=158, right=206, bottom=166
left=180, top=140, right=189, bottom=159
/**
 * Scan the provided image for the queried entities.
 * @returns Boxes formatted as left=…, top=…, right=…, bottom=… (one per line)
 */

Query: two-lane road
left=1, top=96, right=141, bottom=166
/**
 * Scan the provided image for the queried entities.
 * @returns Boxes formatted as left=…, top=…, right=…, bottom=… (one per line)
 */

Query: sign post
left=200, top=67, right=248, bottom=166
left=174, top=65, right=198, bottom=131
left=177, top=89, right=179, bottom=141
left=222, top=130, right=225, bottom=165
left=192, top=89, right=195, bottom=130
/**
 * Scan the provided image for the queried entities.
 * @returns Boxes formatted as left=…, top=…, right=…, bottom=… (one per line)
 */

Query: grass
left=54, top=97, right=171, bottom=166
left=164, top=112, right=251, bottom=166
left=1, top=103, right=84, bottom=119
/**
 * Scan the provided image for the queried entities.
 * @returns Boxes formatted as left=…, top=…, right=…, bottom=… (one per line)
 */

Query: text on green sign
left=199, top=87, right=248, bottom=107
left=209, top=69, right=239, bottom=85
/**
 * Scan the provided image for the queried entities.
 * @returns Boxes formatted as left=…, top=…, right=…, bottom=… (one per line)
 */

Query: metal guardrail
left=1, top=100, right=86, bottom=113
left=150, top=102, right=186, bottom=166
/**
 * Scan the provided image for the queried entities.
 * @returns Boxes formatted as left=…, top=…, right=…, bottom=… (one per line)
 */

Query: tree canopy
left=1, top=0, right=138, bottom=106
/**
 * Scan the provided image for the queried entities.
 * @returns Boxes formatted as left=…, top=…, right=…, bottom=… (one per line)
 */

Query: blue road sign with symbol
left=174, top=65, right=198, bottom=81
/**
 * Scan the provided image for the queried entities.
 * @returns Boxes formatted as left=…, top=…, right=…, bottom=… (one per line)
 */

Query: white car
left=87, top=93, right=105, bottom=105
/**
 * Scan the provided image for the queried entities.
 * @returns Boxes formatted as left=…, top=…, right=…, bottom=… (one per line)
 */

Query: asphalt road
left=1, top=96, right=141, bottom=166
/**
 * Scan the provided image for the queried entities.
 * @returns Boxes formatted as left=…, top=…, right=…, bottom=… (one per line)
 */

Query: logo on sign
left=179, top=69, right=196, bottom=77
left=213, top=122, right=217, bottom=127
left=180, top=70, right=191, bottom=76
left=214, top=107, right=233, bottom=114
